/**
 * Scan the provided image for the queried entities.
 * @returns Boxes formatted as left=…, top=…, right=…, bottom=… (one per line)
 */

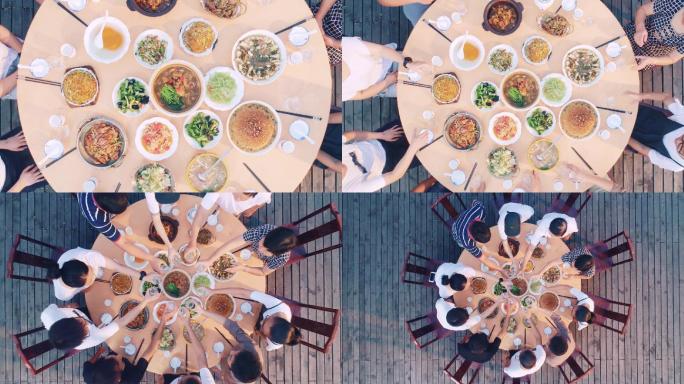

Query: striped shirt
left=451, top=200, right=485, bottom=258
left=243, top=224, right=291, bottom=270
left=77, top=193, right=120, bottom=242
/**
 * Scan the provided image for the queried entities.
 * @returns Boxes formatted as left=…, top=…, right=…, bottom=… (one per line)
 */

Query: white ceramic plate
left=183, top=110, right=224, bottom=150
left=487, top=44, right=518, bottom=76
left=111, top=77, right=150, bottom=117
left=540, top=73, right=573, bottom=108
left=124, top=242, right=150, bottom=270
left=470, top=81, right=500, bottom=111
left=488, top=112, right=522, bottom=146
left=179, top=18, right=218, bottom=57
left=203, top=66, right=245, bottom=111
left=135, top=117, right=179, bottom=161
left=133, top=29, right=174, bottom=70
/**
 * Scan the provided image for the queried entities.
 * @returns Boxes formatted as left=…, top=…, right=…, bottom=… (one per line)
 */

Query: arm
left=138, top=308, right=175, bottom=363
left=0, top=71, right=17, bottom=99
left=102, top=258, right=138, bottom=276
left=316, top=150, right=344, bottom=174
left=207, top=233, right=248, bottom=263
left=329, top=112, right=342, bottom=124
left=188, top=206, right=213, bottom=251
left=502, top=239, right=514, bottom=259
left=480, top=255, right=504, bottom=274
left=7, top=165, right=44, bottom=193
left=234, top=264, right=274, bottom=277
left=0, top=25, right=23, bottom=53
left=629, top=91, right=672, bottom=104
left=479, top=297, right=505, bottom=318
left=634, top=2, right=655, bottom=38
left=636, top=51, right=684, bottom=70
left=342, top=131, right=388, bottom=142
left=381, top=131, right=431, bottom=186
left=491, top=313, right=510, bottom=343
left=114, top=295, right=157, bottom=329
left=182, top=314, right=209, bottom=369
left=411, top=176, right=438, bottom=193
left=347, top=74, right=397, bottom=101
left=151, top=212, right=174, bottom=250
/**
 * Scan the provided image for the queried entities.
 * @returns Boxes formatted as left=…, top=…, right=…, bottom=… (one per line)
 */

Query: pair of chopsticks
left=243, top=163, right=271, bottom=192
left=545, top=316, right=558, bottom=330
left=95, top=278, right=111, bottom=284
left=54, top=0, right=89, bottom=27
left=595, top=34, right=625, bottom=49
left=132, top=338, right=145, bottom=363
left=570, top=147, right=598, bottom=175
left=114, top=183, right=122, bottom=193
left=44, top=147, right=77, bottom=169
left=597, top=105, right=632, bottom=115
left=276, top=110, right=323, bottom=121
left=463, top=162, right=478, bottom=191
left=418, top=134, right=443, bottom=152
left=421, top=19, right=452, bottom=43
left=275, top=17, right=311, bottom=35
left=402, top=80, right=431, bottom=89
left=21, top=76, right=61, bottom=87
left=215, top=327, right=236, bottom=348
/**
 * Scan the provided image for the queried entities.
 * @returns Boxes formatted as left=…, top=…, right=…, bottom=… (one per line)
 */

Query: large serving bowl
left=232, top=29, right=288, bottom=85
left=482, top=0, right=524, bottom=36
left=205, top=293, right=236, bottom=318
left=559, top=99, right=600, bottom=141
left=500, top=69, right=541, bottom=111
left=84, top=16, right=131, bottom=64
left=443, top=111, right=481, bottom=151
left=119, top=300, right=150, bottom=330
left=226, top=100, right=282, bottom=156
left=149, top=60, right=205, bottom=118
left=184, top=152, right=229, bottom=192
left=161, top=269, right=192, bottom=300
left=126, top=0, right=178, bottom=17
left=562, top=45, right=605, bottom=87
left=77, top=117, right=127, bottom=169
left=449, top=34, right=485, bottom=71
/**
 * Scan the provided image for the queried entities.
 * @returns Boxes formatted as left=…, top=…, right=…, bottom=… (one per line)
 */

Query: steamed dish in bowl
left=228, top=102, right=279, bottom=153
left=234, top=33, right=283, bottom=83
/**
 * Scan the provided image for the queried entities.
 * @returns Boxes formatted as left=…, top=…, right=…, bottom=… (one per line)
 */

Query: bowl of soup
left=84, top=16, right=131, bottom=64
left=150, top=60, right=205, bottom=117
left=162, top=269, right=192, bottom=300
left=500, top=69, right=540, bottom=111
left=449, top=34, right=485, bottom=71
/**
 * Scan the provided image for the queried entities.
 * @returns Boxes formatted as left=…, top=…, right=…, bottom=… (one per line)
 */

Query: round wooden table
left=397, top=0, right=639, bottom=192
left=454, top=223, right=580, bottom=350
left=85, top=195, right=266, bottom=374
left=17, top=0, right=332, bottom=192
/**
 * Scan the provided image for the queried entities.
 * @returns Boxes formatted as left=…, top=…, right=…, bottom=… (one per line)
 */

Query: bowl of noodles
left=77, top=117, right=127, bottom=168
left=444, top=112, right=481, bottom=151
left=61, top=67, right=99, bottom=107
left=179, top=18, right=218, bottom=57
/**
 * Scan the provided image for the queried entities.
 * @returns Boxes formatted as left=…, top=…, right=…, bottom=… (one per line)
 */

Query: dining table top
left=17, top=0, right=333, bottom=192
left=397, top=0, right=639, bottom=192
left=84, top=194, right=266, bottom=374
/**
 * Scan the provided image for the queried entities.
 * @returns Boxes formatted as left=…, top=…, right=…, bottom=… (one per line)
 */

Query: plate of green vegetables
left=112, top=77, right=150, bottom=116
left=203, top=66, right=244, bottom=111
left=183, top=110, right=223, bottom=149
left=525, top=106, right=556, bottom=137
left=471, top=81, right=500, bottom=111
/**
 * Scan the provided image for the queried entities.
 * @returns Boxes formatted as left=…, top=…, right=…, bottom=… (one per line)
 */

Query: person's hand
left=406, top=60, right=432, bottom=73
left=384, top=71, right=398, bottom=85
left=167, top=246, right=180, bottom=262
left=15, top=165, right=45, bottom=190
left=150, top=258, right=165, bottom=274
left=625, top=91, right=643, bottom=104
left=635, top=55, right=656, bottom=70
left=0, top=131, right=27, bottom=152
left=379, top=125, right=403, bottom=142
left=410, top=129, right=431, bottom=148
left=226, top=265, right=243, bottom=274
left=634, top=27, right=648, bottom=47
left=323, top=33, right=336, bottom=47
left=184, top=244, right=200, bottom=261
left=143, top=286, right=161, bottom=303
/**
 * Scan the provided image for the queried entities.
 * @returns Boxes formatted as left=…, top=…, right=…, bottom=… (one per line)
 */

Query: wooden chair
left=6, top=234, right=65, bottom=283
left=279, top=298, right=341, bottom=353
left=406, top=312, right=453, bottom=349
left=556, top=350, right=594, bottom=383
left=285, top=203, right=342, bottom=266
left=431, top=193, right=467, bottom=229
left=443, top=353, right=481, bottom=384
left=547, top=193, right=592, bottom=218
left=588, top=230, right=636, bottom=269
left=12, top=326, right=79, bottom=375
left=400, top=251, right=441, bottom=287
left=592, top=296, right=633, bottom=335
left=502, top=375, right=531, bottom=384
left=260, top=373, right=272, bottom=384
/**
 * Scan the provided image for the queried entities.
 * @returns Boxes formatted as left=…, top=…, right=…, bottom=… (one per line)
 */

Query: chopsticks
left=570, top=147, right=598, bottom=175
left=418, top=134, right=443, bottom=152
left=100, top=314, right=119, bottom=328
left=54, top=0, right=89, bottom=27
left=463, top=162, right=478, bottom=191
left=276, top=110, right=323, bottom=121
left=242, top=163, right=271, bottom=192
left=132, top=338, right=145, bottom=363
left=597, top=105, right=632, bottom=115
left=595, top=34, right=625, bottom=49
left=422, top=19, right=452, bottom=43
left=45, top=147, right=77, bottom=169
left=114, top=182, right=121, bottom=193
left=20, top=76, right=61, bottom=87
left=545, top=316, right=558, bottom=330
left=185, top=344, right=188, bottom=373
left=95, top=278, right=111, bottom=284
left=402, top=80, right=431, bottom=89
left=554, top=4, right=562, bottom=14
left=275, top=18, right=310, bottom=35
left=233, top=296, right=260, bottom=304
left=214, top=327, right=235, bottom=347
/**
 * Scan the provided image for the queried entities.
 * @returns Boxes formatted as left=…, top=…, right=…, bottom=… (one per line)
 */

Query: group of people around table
left=38, top=192, right=307, bottom=384
left=340, top=0, right=684, bottom=192
left=429, top=199, right=601, bottom=378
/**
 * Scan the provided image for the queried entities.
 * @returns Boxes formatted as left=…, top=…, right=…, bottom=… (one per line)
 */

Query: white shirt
left=646, top=99, right=684, bottom=172
left=144, top=193, right=161, bottom=214
left=169, top=368, right=216, bottom=384
left=0, top=156, right=6, bottom=192
left=529, top=213, right=578, bottom=246
left=201, top=193, right=272, bottom=215
left=40, top=304, right=119, bottom=350
left=52, top=247, right=106, bottom=301
left=0, top=42, right=17, bottom=78
left=504, top=345, right=546, bottom=378
left=341, top=37, right=392, bottom=101
left=497, top=203, right=535, bottom=240
left=570, top=287, right=595, bottom=331
left=434, top=263, right=478, bottom=298
left=435, top=298, right=481, bottom=331
left=250, top=291, right=292, bottom=351
left=342, top=136, right=387, bottom=192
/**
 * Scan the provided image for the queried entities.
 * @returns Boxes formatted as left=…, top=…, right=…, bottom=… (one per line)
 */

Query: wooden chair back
left=7, top=234, right=65, bottom=283
left=431, top=193, right=466, bottom=229
left=12, top=326, right=78, bottom=375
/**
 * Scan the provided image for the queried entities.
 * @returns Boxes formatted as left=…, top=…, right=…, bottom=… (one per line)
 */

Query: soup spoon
left=534, top=134, right=562, bottom=162
left=197, top=149, right=231, bottom=182
left=457, top=30, right=469, bottom=61
left=95, top=10, right=109, bottom=50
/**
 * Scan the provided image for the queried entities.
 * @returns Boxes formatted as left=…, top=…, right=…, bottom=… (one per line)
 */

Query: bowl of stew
left=150, top=60, right=205, bottom=117
left=482, top=0, right=524, bottom=36
left=127, top=0, right=177, bottom=17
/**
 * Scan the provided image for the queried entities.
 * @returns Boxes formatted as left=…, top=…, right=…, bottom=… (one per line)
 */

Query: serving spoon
left=197, top=149, right=231, bottom=182
left=457, top=30, right=469, bottom=60
left=95, top=10, right=109, bottom=50
left=534, top=134, right=562, bottom=162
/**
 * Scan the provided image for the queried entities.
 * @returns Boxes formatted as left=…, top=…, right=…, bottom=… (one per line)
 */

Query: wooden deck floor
left=343, top=0, right=684, bottom=192
left=340, top=192, right=684, bottom=384
left=0, top=193, right=341, bottom=384
left=0, top=0, right=341, bottom=192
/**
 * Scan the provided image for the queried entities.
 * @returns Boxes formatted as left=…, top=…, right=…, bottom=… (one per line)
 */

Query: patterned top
left=243, top=224, right=291, bottom=270
left=561, top=246, right=595, bottom=278
left=626, top=0, right=684, bottom=57
left=451, top=200, right=486, bottom=258
left=77, top=193, right=120, bottom=242
left=310, top=0, right=342, bottom=65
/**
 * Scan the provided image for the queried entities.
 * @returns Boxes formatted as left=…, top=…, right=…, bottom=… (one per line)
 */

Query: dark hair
left=468, top=333, right=489, bottom=354
left=47, top=260, right=89, bottom=288
left=549, top=218, right=568, bottom=236
left=574, top=254, right=594, bottom=273
left=446, top=308, right=469, bottom=326
left=504, top=212, right=522, bottom=237
left=263, top=227, right=298, bottom=255
left=155, top=193, right=180, bottom=205
left=49, top=318, right=88, bottom=350
left=230, top=350, right=262, bottom=383
left=575, top=306, right=594, bottom=324
left=447, top=273, right=467, bottom=291
left=548, top=335, right=568, bottom=356
left=519, top=349, right=537, bottom=369
left=469, top=221, right=491, bottom=243
left=83, top=356, right=123, bottom=384
left=267, top=317, right=302, bottom=346
left=179, top=376, right=202, bottom=384
left=94, top=194, right=129, bottom=214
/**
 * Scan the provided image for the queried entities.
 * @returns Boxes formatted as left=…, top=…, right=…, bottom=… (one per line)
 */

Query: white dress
left=201, top=193, right=272, bottom=215
left=0, top=42, right=18, bottom=99
left=434, top=263, right=478, bottom=298
left=251, top=291, right=293, bottom=351
left=341, top=37, right=393, bottom=101
left=529, top=213, right=578, bottom=246
left=341, top=136, right=387, bottom=192
left=435, top=298, right=481, bottom=331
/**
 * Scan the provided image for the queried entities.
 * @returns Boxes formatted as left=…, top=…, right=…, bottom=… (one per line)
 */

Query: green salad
left=135, top=164, right=174, bottom=192
left=207, top=71, right=238, bottom=105
left=185, top=112, right=220, bottom=147
left=542, top=77, right=567, bottom=103
left=116, top=78, right=149, bottom=114
left=473, top=82, right=499, bottom=109
left=527, top=108, right=554, bottom=135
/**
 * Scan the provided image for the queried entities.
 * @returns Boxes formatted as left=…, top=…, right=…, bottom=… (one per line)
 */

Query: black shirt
left=457, top=336, right=502, bottom=364
left=83, top=354, right=149, bottom=384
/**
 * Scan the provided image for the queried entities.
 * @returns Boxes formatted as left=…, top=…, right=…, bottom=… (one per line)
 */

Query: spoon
left=457, top=30, right=469, bottom=60
left=95, top=10, right=109, bottom=50
left=197, top=149, right=230, bottom=182
left=534, top=134, right=562, bottom=161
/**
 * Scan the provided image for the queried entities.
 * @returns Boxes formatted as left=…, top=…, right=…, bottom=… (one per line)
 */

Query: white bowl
left=124, top=242, right=150, bottom=270
left=226, top=100, right=282, bottom=156
left=470, top=81, right=500, bottom=111
left=183, top=110, right=224, bottom=150
left=133, top=29, right=174, bottom=70
left=522, top=35, right=553, bottom=66
left=488, top=112, right=522, bottom=146
left=135, top=117, right=180, bottom=161
left=179, top=18, right=218, bottom=57
left=232, top=29, right=288, bottom=85
left=153, top=301, right=179, bottom=325
left=487, top=44, right=518, bottom=75
left=540, top=73, right=573, bottom=108
left=562, top=44, right=605, bottom=87
left=449, top=34, right=485, bottom=71
left=111, top=77, right=150, bottom=117
left=84, top=16, right=131, bottom=64
left=203, top=66, right=245, bottom=111
left=559, top=99, right=601, bottom=141
left=525, top=106, right=556, bottom=137
left=190, top=272, right=215, bottom=297
left=149, top=60, right=206, bottom=118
